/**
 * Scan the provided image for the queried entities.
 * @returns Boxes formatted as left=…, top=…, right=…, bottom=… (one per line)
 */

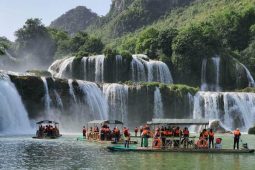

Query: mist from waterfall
left=193, top=91, right=255, bottom=131
left=0, top=74, right=32, bottom=134
left=68, top=79, right=77, bottom=103
left=103, top=83, right=128, bottom=123
left=153, top=87, right=164, bottom=118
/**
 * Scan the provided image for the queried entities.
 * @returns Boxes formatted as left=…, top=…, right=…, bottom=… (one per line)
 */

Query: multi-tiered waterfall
left=49, top=54, right=173, bottom=84
left=193, top=92, right=255, bottom=131
left=0, top=73, right=32, bottom=134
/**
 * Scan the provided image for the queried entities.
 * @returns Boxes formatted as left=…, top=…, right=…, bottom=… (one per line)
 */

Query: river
left=0, top=134, right=254, bottom=170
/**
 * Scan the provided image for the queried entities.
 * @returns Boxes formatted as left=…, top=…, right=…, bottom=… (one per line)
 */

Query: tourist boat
left=83, top=119, right=138, bottom=144
left=107, top=146, right=254, bottom=153
left=32, top=120, right=62, bottom=139
left=107, top=118, right=254, bottom=153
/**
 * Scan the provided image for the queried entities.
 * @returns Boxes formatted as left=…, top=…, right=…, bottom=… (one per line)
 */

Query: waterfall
left=131, top=54, right=173, bottom=83
left=0, top=74, right=32, bottom=134
left=95, top=55, right=105, bottom=83
left=153, top=87, right=164, bottom=118
left=41, top=77, right=51, bottom=112
left=201, top=57, right=221, bottom=91
left=53, top=90, right=63, bottom=109
left=68, top=79, right=77, bottom=103
left=115, top=55, right=122, bottom=82
left=211, top=56, right=221, bottom=91
left=187, top=92, right=194, bottom=118
left=103, top=83, right=128, bottom=123
left=193, top=91, right=255, bottom=131
left=48, top=57, right=75, bottom=78
left=77, top=80, right=108, bottom=120
left=239, top=63, right=255, bottom=87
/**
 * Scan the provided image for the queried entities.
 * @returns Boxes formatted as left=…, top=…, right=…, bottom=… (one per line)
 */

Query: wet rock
left=248, top=126, right=255, bottom=134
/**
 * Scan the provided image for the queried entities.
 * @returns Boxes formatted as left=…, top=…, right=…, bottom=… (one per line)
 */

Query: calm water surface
left=0, top=134, right=254, bottom=170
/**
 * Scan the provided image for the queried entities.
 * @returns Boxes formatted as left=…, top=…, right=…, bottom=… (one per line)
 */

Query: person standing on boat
left=123, top=127, right=130, bottom=148
left=233, top=128, right=241, bottom=150
left=83, top=126, right=86, bottom=139
left=141, top=125, right=150, bottom=147
left=208, top=129, right=214, bottom=148
left=134, top=127, right=138, bottom=137
left=139, top=126, right=143, bottom=137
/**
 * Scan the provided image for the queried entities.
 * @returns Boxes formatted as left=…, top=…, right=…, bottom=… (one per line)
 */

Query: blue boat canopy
left=147, top=119, right=209, bottom=125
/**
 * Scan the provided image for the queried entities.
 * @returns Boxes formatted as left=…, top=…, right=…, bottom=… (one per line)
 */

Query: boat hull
left=107, top=146, right=254, bottom=153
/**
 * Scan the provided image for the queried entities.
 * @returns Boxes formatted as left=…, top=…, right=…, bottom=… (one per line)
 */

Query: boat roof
left=88, top=120, right=123, bottom=125
left=147, top=119, right=209, bottom=125
left=36, top=120, right=59, bottom=124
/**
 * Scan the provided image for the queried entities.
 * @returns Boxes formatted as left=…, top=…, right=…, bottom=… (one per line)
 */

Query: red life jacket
left=135, top=128, right=138, bottom=132
left=209, top=131, right=214, bottom=137
left=183, top=130, right=189, bottom=135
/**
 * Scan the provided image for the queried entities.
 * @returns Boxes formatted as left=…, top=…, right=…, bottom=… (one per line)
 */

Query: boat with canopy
left=32, top=120, right=62, bottom=139
left=107, top=118, right=254, bottom=153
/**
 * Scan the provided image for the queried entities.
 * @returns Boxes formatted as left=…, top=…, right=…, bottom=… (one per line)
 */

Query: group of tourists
left=37, top=124, right=60, bottom=138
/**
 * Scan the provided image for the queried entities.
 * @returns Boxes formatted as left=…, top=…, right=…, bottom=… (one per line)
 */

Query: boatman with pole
left=233, top=128, right=241, bottom=150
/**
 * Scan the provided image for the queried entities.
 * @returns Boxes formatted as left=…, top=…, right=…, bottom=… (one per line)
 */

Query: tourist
left=139, top=126, right=143, bottom=136
left=202, top=129, right=209, bottom=141
left=113, top=127, right=120, bottom=143
left=141, top=125, right=150, bottom=147
left=181, top=127, right=189, bottom=148
left=233, top=128, right=241, bottom=149
left=173, top=126, right=180, bottom=147
left=134, top=127, right=138, bottom=137
left=83, top=126, right=86, bottom=138
left=152, top=128, right=161, bottom=148
left=208, top=129, right=214, bottom=148
left=123, top=127, right=130, bottom=148
left=160, top=127, right=166, bottom=147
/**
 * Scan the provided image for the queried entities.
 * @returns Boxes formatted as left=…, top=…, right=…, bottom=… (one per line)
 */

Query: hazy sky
left=0, top=0, right=112, bottom=41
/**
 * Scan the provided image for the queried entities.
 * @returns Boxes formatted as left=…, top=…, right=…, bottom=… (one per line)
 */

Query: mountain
left=50, top=6, right=98, bottom=35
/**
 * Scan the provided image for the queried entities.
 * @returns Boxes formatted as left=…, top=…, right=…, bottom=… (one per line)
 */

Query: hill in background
left=50, top=6, right=98, bottom=35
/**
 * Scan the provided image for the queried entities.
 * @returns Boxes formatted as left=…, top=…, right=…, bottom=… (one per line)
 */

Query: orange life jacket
left=234, top=130, right=241, bottom=136
left=183, top=130, right=189, bottom=135
left=175, top=129, right=180, bottom=136
left=209, top=131, right=214, bottom=137
left=135, top=128, right=138, bottom=132
left=143, top=129, right=148, bottom=135
left=203, top=131, right=208, bottom=138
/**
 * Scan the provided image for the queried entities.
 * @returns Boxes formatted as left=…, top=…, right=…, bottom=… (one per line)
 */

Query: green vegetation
left=0, top=37, right=12, bottom=55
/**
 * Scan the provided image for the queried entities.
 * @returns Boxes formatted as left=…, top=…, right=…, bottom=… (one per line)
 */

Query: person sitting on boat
left=208, top=129, right=214, bottom=148
left=196, top=133, right=208, bottom=149
left=152, top=128, right=161, bottom=148
left=123, top=127, right=130, bottom=148
left=134, top=127, right=138, bottom=137
left=181, top=127, right=190, bottom=148
left=202, top=129, right=209, bottom=141
left=215, top=138, right=222, bottom=149
left=233, top=128, right=241, bottom=150
left=83, top=126, right=86, bottom=138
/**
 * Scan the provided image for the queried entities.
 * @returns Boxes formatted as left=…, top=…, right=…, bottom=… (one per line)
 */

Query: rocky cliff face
left=50, top=6, right=98, bottom=35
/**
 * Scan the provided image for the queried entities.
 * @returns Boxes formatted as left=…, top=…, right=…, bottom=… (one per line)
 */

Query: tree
left=79, top=37, right=104, bottom=55
left=0, top=37, right=12, bottom=55
left=15, top=18, right=56, bottom=64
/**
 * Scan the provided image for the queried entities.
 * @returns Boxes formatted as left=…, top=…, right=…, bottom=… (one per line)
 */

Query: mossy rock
left=26, top=70, right=52, bottom=77
left=248, top=126, right=255, bottom=134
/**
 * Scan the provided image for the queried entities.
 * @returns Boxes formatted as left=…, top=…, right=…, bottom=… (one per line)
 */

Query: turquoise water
left=0, top=134, right=254, bottom=170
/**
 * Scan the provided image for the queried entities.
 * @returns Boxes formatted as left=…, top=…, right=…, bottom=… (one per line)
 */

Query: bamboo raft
left=76, top=137, right=138, bottom=144
left=107, top=146, right=255, bottom=153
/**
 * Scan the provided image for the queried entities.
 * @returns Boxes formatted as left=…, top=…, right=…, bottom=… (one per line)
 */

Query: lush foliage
left=0, top=37, right=12, bottom=55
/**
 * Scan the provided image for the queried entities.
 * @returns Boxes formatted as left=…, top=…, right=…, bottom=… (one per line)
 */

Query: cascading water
left=77, top=80, right=108, bottom=120
left=239, top=63, right=255, bottom=87
left=0, top=74, right=32, bottom=134
left=53, top=90, right=63, bottom=109
left=103, top=83, right=128, bottom=123
left=41, top=77, right=51, bottom=113
left=201, top=57, right=221, bottom=91
left=193, top=91, right=255, bottom=131
left=131, top=54, right=173, bottom=83
left=153, top=87, right=164, bottom=118
left=48, top=57, right=75, bottom=78
left=95, top=55, right=104, bottom=83
left=68, top=79, right=77, bottom=103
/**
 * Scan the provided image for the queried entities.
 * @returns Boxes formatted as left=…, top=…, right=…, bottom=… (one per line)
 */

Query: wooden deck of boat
left=76, top=137, right=138, bottom=144
left=107, top=146, right=254, bottom=153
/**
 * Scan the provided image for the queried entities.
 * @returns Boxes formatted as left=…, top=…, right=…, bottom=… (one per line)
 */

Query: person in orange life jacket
left=153, top=128, right=161, bottom=148
left=202, top=129, right=209, bottom=141
left=173, top=127, right=181, bottom=147
left=134, top=127, right=138, bottom=137
left=208, top=129, right=214, bottom=148
left=123, top=127, right=130, bottom=148
left=82, top=126, right=86, bottom=138
left=141, top=126, right=150, bottom=147
left=160, top=127, right=166, bottom=147
left=181, top=127, right=189, bottom=145
left=233, top=128, right=241, bottom=149
left=113, top=127, right=120, bottom=143
left=139, top=126, right=143, bottom=136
